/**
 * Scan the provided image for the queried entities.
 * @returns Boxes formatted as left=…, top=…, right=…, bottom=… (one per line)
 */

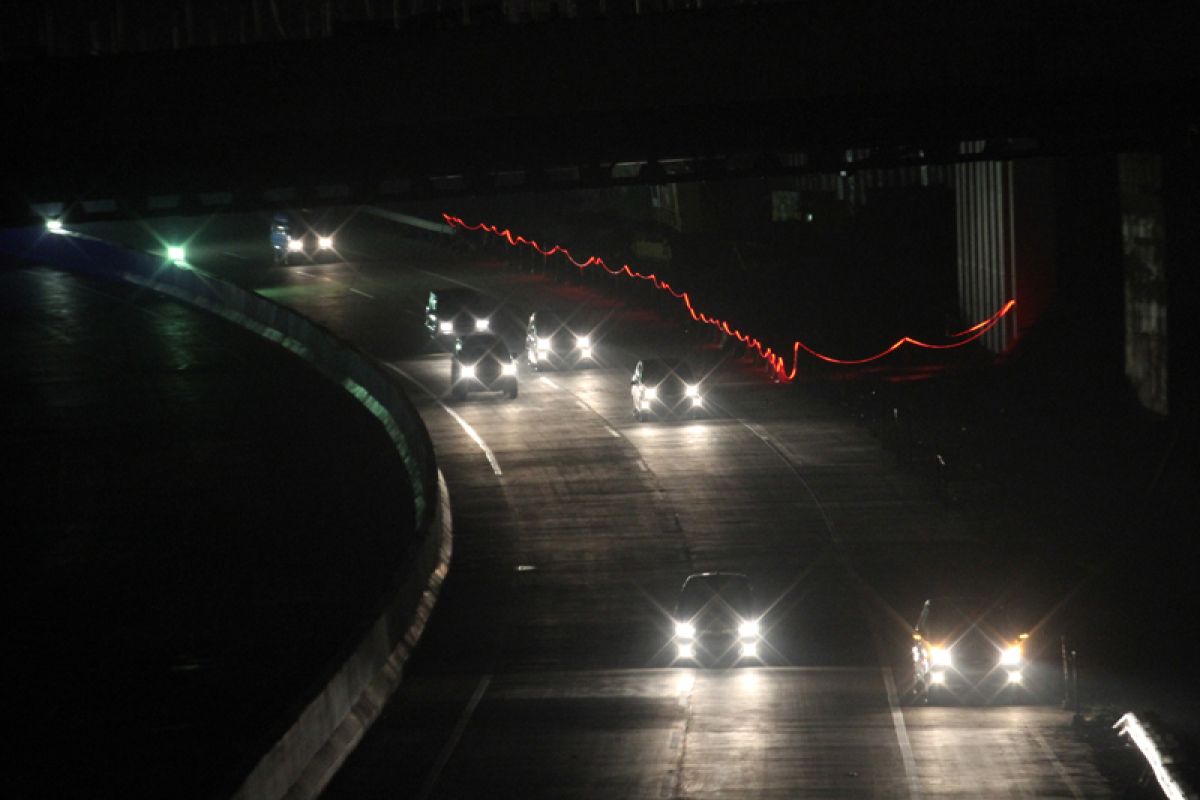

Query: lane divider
left=387, top=363, right=504, bottom=478
left=442, top=214, right=1016, bottom=382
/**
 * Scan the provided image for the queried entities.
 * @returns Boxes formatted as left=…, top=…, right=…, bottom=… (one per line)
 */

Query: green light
left=167, top=245, right=186, bottom=263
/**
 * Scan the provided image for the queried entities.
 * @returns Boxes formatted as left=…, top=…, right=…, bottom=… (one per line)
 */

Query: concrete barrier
left=240, top=472, right=452, bottom=800
left=0, top=226, right=450, bottom=800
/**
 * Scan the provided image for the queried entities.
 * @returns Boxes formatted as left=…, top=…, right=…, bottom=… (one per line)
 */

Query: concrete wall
left=954, top=146, right=1056, bottom=352
left=0, top=226, right=451, bottom=800
left=1119, top=154, right=1169, bottom=416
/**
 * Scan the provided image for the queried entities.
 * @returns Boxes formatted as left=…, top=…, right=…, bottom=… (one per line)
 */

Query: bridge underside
left=4, top=1, right=1197, bottom=223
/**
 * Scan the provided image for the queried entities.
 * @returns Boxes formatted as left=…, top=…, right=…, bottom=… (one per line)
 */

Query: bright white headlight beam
left=930, top=646, right=952, bottom=667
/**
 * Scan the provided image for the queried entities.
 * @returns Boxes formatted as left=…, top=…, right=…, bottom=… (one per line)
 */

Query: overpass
left=4, top=0, right=1198, bottom=223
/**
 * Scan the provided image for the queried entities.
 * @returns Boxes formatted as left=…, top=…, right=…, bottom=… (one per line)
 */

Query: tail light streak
left=444, top=214, right=1016, bottom=382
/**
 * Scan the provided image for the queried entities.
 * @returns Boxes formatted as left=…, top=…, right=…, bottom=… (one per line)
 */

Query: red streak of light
left=442, top=214, right=1016, bottom=382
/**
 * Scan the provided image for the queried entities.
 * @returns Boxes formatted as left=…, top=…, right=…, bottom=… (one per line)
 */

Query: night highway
left=51, top=208, right=1187, bottom=797
left=6, top=2, right=1200, bottom=798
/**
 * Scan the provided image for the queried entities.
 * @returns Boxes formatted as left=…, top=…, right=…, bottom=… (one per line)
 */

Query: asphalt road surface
left=80, top=214, right=1114, bottom=798
left=2, top=259, right=416, bottom=798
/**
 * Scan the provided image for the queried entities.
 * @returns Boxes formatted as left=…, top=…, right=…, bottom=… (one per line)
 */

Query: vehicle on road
left=908, top=597, right=1040, bottom=704
left=524, top=310, right=595, bottom=371
left=451, top=333, right=519, bottom=400
left=631, top=358, right=704, bottom=421
left=671, top=572, right=762, bottom=666
left=426, top=288, right=493, bottom=341
left=270, top=211, right=336, bottom=265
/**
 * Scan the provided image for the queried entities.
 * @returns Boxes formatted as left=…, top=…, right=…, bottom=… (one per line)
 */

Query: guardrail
left=0, top=225, right=449, bottom=800
left=1114, top=712, right=1194, bottom=800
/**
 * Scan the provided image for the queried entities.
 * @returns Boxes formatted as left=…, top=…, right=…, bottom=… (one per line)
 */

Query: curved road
left=2, top=261, right=416, bottom=799
left=81, top=216, right=1111, bottom=798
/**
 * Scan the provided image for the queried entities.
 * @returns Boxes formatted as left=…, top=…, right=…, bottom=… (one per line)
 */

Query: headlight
left=930, top=646, right=952, bottom=667
left=317, top=235, right=334, bottom=250
left=676, top=642, right=694, bottom=659
left=643, top=386, right=657, bottom=400
left=576, top=334, right=591, bottom=348
left=1007, top=670, right=1023, bottom=683
left=674, top=621, right=695, bottom=639
left=930, top=670, right=946, bottom=685
left=287, top=238, right=304, bottom=252
left=738, top=620, right=760, bottom=639
left=1000, top=645, right=1022, bottom=666
left=475, top=317, right=490, bottom=331
left=580, top=347, right=593, bottom=359
left=167, top=245, right=187, bottom=263
left=459, top=364, right=475, bottom=380
left=538, top=337, right=552, bottom=351
left=46, top=219, right=65, bottom=233
left=685, top=384, right=700, bottom=398
left=502, top=362, right=517, bottom=376
left=691, top=397, right=703, bottom=407
left=740, top=641, right=758, bottom=659
left=439, top=321, right=454, bottom=334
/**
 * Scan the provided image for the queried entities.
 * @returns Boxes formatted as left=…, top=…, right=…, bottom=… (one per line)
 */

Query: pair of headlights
left=674, top=619, right=760, bottom=640
left=458, top=362, right=517, bottom=380
left=929, top=667, right=1023, bottom=685
left=285, top=235, right=334, bottom=252
left=438, top=317, right=490, bottom=335
left=536, top=335, right=591, bottom=350
left=927, top=643, right=1022, bottom=669
left=643, top=384, right=701, bottom=400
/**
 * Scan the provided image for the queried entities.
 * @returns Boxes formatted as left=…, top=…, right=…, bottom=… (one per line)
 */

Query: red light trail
left=442, top=213, right=1016, bottom=382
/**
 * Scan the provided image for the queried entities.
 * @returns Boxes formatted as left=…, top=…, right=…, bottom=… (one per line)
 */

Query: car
left=671, top=572, right=762, bottom=666
left=630, top=358, right=704, bottom=421
left=524, top=310, right=595, bottom=371
left=270, top=211, right=337, bottom=265
left=451, top=334, right=519, bottom=400
left=426, top=288, right=493, bottom=341
left=908, top=597, right=1040, bottom=705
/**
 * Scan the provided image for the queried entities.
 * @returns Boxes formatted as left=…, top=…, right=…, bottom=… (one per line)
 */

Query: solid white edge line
left=414, top=673, right=493, bottom=800
left=386, top=364, right=503, bottom=477
left=881, top=666, right=924, bottom=800
left=539, top=376, right=562, bottom=390
left=441, top=404, right=504, bottom=477
left=348, top=287, right=375, bottom=299
left=1029, top=729, right=1086, bottom=800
